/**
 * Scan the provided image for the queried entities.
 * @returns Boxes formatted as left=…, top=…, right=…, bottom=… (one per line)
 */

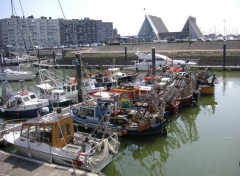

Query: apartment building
left=0, top=16, right=115, bottom=49
left=0, top=15, right=60, bottom=49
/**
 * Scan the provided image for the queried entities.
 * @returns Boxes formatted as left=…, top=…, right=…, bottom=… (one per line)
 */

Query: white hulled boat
left=3, top=107, right=120, bottom=173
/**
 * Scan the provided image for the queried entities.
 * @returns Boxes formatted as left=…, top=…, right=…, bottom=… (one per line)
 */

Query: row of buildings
left=0, top=15, right=119, bottom=50
left=0, top=14, right=205, bottom=50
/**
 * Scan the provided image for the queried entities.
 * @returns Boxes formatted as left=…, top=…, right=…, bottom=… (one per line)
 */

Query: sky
left=1, top=0, right=240, bottom=36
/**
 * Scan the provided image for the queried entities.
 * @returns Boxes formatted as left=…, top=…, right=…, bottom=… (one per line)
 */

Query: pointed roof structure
left=182, top=16, right=204, bottom=39
left=138, top=15, right=168, bottom=42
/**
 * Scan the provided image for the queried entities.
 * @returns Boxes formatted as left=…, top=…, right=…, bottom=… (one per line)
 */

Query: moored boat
left=199, top=84, right=215, bottom=95
left=0, top=68, right=35, bottom=81
left=197, top=69, right=216, bottom=95
left=3, top=107, right=120, bottom=173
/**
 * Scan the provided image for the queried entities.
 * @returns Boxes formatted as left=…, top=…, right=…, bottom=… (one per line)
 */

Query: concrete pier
left=0, top=150, right=99, bottom=176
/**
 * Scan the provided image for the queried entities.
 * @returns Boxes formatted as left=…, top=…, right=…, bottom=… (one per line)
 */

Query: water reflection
left=222, top=71, right=227, bottom=96
left=104, top=92, right=221, bottom=176
left=198, top=95, right=217, bottom=114
left=104, top=105, right=202, bottom=176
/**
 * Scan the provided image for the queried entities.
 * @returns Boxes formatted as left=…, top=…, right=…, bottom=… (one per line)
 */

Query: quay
left=33, top=60, right=240, bottom=71
left=0, top=150, right=99, bottom=176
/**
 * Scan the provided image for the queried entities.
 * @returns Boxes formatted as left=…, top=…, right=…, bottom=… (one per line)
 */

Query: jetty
left=0, top=150, right=99, bottom=176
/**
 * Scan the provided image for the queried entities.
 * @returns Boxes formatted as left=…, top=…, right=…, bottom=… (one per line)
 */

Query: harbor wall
left=36, top=41, right=240, bottom=66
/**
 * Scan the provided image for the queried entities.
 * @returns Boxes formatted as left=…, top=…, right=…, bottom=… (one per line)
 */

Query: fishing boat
left=0, top=90, right=52, bottom=118
left=90, top=67, right=137, bottom=86
left=36, top=83, right=72, bottom=107
left=197, top=69, right=216, bottom=95
left=0, top=81, right=51, bottom=118
left=36, top=69, right=78, bottom=103
left=72, top=91, right=167, bottom=136
left=71, top=95, right=125, bottom=136
left=3, top=107, right=120, bottom=173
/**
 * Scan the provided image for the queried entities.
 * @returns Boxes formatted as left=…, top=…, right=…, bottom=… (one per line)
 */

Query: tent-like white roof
left=36, top=83, right=54, bottom=90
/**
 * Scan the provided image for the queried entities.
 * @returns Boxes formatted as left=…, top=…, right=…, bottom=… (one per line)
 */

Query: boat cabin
left=20, top=112, right=74, bottom=148
left=73, top=99, right=110, bottom=123
left=5, top=91, right=38, bottom=108
left=63, top=82, right=77, bottom=95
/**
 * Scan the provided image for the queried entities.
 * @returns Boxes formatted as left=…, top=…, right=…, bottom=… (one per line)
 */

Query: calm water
left=1, top=70, right=240, bottom=176
left=103, top=71, right=240, bottom=176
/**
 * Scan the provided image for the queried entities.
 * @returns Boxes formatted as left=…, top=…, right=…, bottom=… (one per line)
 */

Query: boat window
left=17, top=98, right=22, bottom=105
left=8, top=99, right=17, bottom=108
left=60, top=92, right=65, bottom=96
left=21, top=125, right=29, bottom=137
left=104, top=78, right=110, bottom=82
left=72, top=85, right=76, bottom=91
left=43, top=126, right=52, bottom=143
left=66, top=123, right=71, bottom=135
left=67, top=86, right=70, bottom=92
left=54, top=93, right=59, bottom=99
left=58, top=125, right=64, bottom=139
left=23, top=96, right=29, bottom=102
left=63, top=86, right=66, bottom=90
left=80, top=107, right=94, bottom=117
left=29, top=94, right=37, bottom=99
left=156, top=58, right=165, bottom=61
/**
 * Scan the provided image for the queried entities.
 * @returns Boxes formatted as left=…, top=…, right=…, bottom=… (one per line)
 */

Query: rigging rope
left=58, top=0, right=66, bottom=19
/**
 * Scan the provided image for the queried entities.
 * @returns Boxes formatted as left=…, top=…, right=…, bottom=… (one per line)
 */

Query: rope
left=58, top=0, right=66, bottom=19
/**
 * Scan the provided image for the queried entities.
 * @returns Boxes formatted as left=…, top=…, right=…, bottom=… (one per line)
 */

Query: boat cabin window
left=58, top=125, right=64, bottom=139
left=53, top=93, right=59, bottom=99
left=156, top=58, right=165, bottom=61
left=63, top=85, right=66, bottom=91
left=145, top=60, right=152, bottom=62
left=72, top=85, right=76, bottom=91
left=23, top=96, right=30, bottom=102
left=8, top=99, right=17, bottom=108
left=21, top=125, right=52, bottom=143
left=17, top=98, right=22, bottom=105
left=80, top=107, right=94, bottom=117
left=29, top=94, right=37, bottom=99
left=67, top=86, right=71, bottom=92
left=103, top=77, right=110, bottom=82
left=21, top=125, right=30, bottom=138
left=66, top=122, right=71, bottom=135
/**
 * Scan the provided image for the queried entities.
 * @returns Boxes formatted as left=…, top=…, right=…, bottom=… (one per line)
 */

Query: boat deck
left=0, top=150, right=99, bottom=176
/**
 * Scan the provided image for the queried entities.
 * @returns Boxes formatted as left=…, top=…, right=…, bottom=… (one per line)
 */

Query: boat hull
left=178, top=94, right=193, bottom=107
left=0, top=101, right=52, bottom=118
left=199, top=85, right=215, bottom=95
left=165, top=101, right=180, bottom=113
left=72, top=115, right=124, bottom=136
left=125, top=121, right=167, bottom=136
left=72, top=113, right=167, bottom=136
left=5, top=133, right=116, bottom=173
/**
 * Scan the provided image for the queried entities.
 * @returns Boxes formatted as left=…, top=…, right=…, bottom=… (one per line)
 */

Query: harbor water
left=1, top=70, right=240, bottom=176
left=103, top=71, right=240, bottom=176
